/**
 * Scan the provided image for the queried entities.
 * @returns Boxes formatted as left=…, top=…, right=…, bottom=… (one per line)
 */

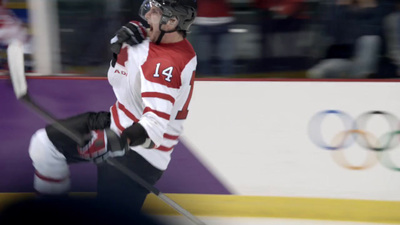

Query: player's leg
left=29, top=129, right=71, bottom=194
left=29, top=111, right=111, bottom=195
left=96, top=150, right=163, bottom=213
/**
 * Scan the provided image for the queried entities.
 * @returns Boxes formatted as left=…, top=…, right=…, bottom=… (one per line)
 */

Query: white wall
left=181, top=80, right=400, bottom=201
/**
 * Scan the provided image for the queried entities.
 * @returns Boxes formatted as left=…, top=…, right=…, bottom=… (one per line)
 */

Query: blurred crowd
left=2, top=0, right=400, bottom=79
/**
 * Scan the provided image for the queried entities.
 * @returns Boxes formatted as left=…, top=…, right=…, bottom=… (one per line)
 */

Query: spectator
left=374, top=0, right=400, bottom=78
left=253, top=0, right=308, bottom=61
left=58, top=0, right=110, bottom=68
left=191, top=0, right=235, bottom=77
left=307, top=0, right=390, bottom=79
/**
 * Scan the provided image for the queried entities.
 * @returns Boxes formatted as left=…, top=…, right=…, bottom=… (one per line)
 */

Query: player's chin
left=149, top=33, right=159, bottom=43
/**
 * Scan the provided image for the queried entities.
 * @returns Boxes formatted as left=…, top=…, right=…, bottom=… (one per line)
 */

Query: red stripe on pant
left=35, top=170, right=68, bottom=183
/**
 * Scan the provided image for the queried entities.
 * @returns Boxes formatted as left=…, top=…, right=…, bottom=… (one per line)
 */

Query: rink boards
left=1, top=76, right=400, bottom=223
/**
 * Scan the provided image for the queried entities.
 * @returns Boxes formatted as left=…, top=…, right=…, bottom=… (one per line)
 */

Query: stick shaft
left=21, top=95, right=86, bottom=146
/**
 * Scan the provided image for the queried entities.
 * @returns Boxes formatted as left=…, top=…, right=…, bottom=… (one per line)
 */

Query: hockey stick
left=7, top=40, right=88, bottom=146
left=7, top=40, right=206, bottom=225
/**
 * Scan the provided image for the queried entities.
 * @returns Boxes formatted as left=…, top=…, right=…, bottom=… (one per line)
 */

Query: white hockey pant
left=29, top=128, right=70, bottom=195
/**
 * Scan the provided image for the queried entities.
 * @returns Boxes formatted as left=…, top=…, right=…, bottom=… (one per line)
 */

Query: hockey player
left=28, top=0, right=197, bottom=214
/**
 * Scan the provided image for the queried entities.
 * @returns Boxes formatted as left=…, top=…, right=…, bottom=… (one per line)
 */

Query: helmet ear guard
left=167, top=17, right=179, bottom=27
left=160, top=15, right=171, bottom=25
left=158, top=15, right=179, bottom=34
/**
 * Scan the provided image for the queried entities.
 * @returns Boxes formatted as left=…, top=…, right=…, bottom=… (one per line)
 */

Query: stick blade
left=7, top=40, right=27, bottom=99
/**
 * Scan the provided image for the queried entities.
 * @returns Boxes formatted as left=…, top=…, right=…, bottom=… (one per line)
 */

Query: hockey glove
left=110, top=21, right=147, bottom=55
left=121, top=123, right=155, bottom=149
left=78, top=129, right=128, bottom=164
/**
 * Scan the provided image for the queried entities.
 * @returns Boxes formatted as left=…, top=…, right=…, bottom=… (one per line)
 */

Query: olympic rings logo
left=308, top=110, right=400, bottom=171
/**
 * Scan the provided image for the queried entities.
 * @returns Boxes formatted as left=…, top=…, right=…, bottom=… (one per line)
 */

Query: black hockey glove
left=121, top=123, right=155, bottom=149
left=78, top=129, right=128, bottom=164
left=110, top=21, right=147, bottom=55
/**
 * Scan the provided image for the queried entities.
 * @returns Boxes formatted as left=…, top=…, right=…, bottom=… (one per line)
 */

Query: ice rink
left=2, top=78, right=400, bottom=225
left=152, top=215, right=397, bottom=225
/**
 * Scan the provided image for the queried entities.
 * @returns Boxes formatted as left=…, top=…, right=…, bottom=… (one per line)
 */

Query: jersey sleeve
left=138, top=57, right=181, bottom=147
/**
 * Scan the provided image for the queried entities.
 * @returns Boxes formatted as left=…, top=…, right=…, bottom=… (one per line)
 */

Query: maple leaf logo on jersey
left=114, top=46, right=128, bottom=76
left=117, top=47, right=128, bottom=67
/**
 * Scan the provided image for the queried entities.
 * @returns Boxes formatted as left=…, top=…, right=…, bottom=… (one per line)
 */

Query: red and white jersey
left=107, top=38, right=197, bottom=170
